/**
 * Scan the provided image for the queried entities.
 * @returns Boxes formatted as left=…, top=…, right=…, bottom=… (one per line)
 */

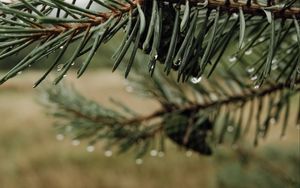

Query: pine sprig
left=40, top=62, right=300, bottom=156
left=0, top=0, right=299, bottom=86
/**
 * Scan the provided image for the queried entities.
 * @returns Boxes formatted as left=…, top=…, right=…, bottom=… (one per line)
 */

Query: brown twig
left=124, top=79, right=300, bottom=125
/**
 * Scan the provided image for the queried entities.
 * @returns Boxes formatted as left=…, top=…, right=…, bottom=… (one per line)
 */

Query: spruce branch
left=0, top=0, right=299, bottom=157
left=0, top=0, right=299, bottom=85
left=40, top=62, right=300, bottom=156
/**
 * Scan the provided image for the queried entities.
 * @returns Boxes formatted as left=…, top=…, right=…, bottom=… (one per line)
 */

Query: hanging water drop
left=57, top=64, right=63, bottom=72
left=270, top=118, right=276, bottom=125
left=17, top=71, right=22, bottom=75
left=229, top=56, right=237, bottom=62
left=190, top=76, right=202, bottom=84
left=135, top=158, right=143, bottom=165
left=209, top=93, right=218, bottom=102
left=66, top=125, right=72, bottom=132
left=250, top=75, right=258, bottom=81
left=104, top=150, right=113, bottom=157
left=60, top=45, right=64, bottom=49
left=63, top=74, right=67, bottom=78
left=232, top=13, right=238, bottom=18
left=173, top=59, right=182, bottom=66
left=72, top=140, right=80, bottom=146
left=149, top=65, right=155, bottom=72
left=150, top=149, right=158, bottom=157
left=258, top=37, right=265, bottom=42
left=292, top=34, right=297, bottom=42
left=245, top=49, right=253, bottom=55
left=271, top=58, right=278, bottom=64
left=271, top=64, right=278, bottom=70
left=247, top=67, right=255, bottom=73
left=227, top=125, right=234, bottom=133
left=185, top=151, right=193, bottom=157
left=86, top=145, right=95, bottom=152
left=254, top=85, right=260, bottom=89
left=56, top=134, right=64, bottom=141
left=126, top=86, right=133, bottom=93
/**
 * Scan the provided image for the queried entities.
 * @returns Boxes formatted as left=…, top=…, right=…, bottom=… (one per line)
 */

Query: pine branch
left=40, top=62, right=300, bottom=156
left=124, top=77, right=300, bottom=123
left=0, top=0, right=299, bottom=157
left=0, top=0, right=299, bottom=85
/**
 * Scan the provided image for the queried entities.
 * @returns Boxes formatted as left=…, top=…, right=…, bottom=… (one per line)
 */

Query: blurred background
left=0, top=1, right=299, bottom=187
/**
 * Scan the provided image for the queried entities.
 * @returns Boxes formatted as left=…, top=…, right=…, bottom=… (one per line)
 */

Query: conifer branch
left=41, top=64, right=300, bottom=156
left=0, top=0, right=299, bottom=85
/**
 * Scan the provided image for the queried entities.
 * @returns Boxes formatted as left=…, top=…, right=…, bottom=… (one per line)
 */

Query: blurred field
left=0, top=70, right=298, bottom=188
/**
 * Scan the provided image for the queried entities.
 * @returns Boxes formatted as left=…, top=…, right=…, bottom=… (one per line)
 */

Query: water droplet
left=271, top=64, right=278, bottom=70
left=271, top=58, right=278, bottom=64
left=72, top=140, right=80, bottom=146
left=190, top=76, right=202, bottom=84
left=86, top=145, right=95, bottom=152
left=247, top=67, right=255, bottom=73
left=287, top=49, right=292, bottom=54
left=126, top=86, right=133, bottom=93
left=245, top=49, right=253, bottom=55
left=270, top=118, right=276, bottom=125
left=17, top=71, right=22, bottom=75
left=28, top=64, right=32, bottom=68
left=60, top=45, right=64, bottom=49
left=104, top=150, right=113, bottom=157
left=227, top=125, right=234, bottom=133
left=292, top=34, right=298, bottom=42
left=135, top=158, right=143, bottom=165
left=254, top=85, right=260, bottom=89
left=232, top=13, right=238, bottom=18
left=57, top=64, right=63, bottom=72
left=158, top=151, right=165, bottom=158
left=247, top=38, right=252, bottom=42
left=149, top=65, right=155, bottom=72
left=209, top=93, right=218, bottom=101
left=56, top=134, right=64, bottom=141
left=71, top=62, right=75, bottom=66
left=229, top=56, right=237, bottom=62
left=154, top=54, right=158, bottom=60
left=173, top=59, right=182, bottom=66
left=250, top=75, right=258, bottom=81
left=185, top=151, right=193, bottom=157
left=63, top=74, right=67, bottom=78
left=258, top=37, right=265, bottom=42
left=65, top=125, right=72, bottom=132
left=150, top=149, right=158, bottom=157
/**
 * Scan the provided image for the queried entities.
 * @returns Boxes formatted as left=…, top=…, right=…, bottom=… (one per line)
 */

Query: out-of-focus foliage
left=215, top=145, right=300, bottom=188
